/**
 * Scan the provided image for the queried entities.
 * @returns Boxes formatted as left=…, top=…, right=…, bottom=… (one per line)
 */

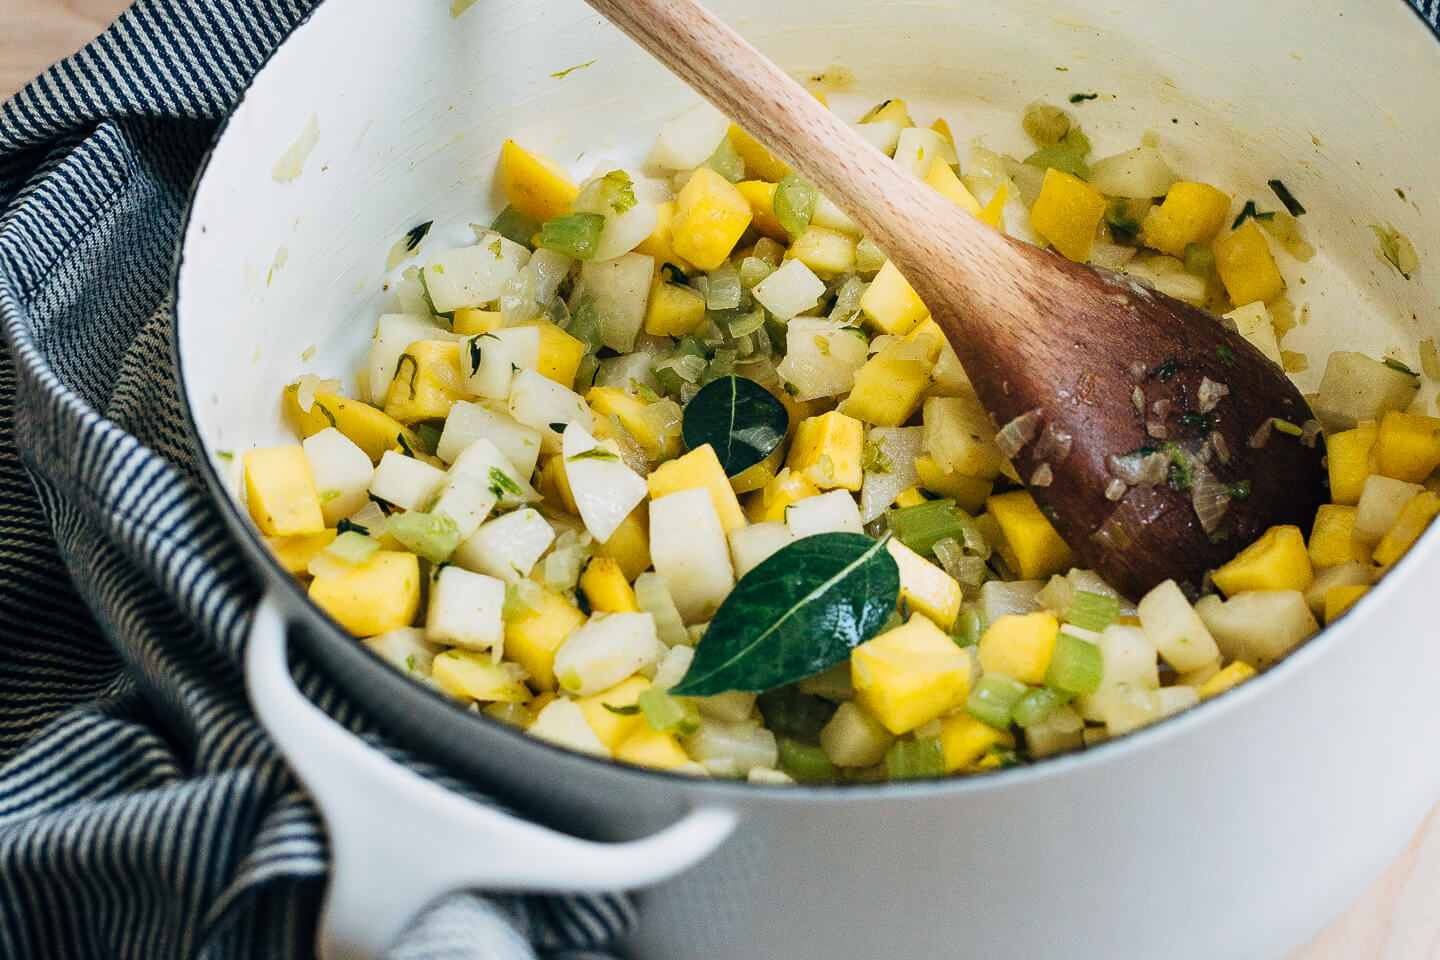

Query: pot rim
left=170, top=0, right=1440, bottom=806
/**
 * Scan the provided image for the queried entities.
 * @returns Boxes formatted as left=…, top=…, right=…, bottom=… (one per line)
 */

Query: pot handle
left=245, top=591, right=737, bottom=960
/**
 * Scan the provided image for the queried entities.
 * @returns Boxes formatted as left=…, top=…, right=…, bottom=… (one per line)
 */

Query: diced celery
left=884, top=737, right=945, bottom=780
left=1044, top=631, right=1103, bottom=695
left=704, top=136, right=746, bottom=183
left=774, top=173, right=817, bottom=239
left=967, top=672, right=1027, bottom=729
left=1063, top=590, right=1120, bottom=632
left=385, top=510, right=461, bottom=563
left=634, top=572, right=690, bottom=646
left=953, top=608, right=987, bottom=647
left=491, top=205, right=540, bottom=249
left=706, top=263, right=743, bottom=311
left=325, top=530, right=380, bottom=566
left=1012, top=686, right=1072, bottom=728
left=756, top=686, right=839, bottom=743
left=1182, top=242, right=1215, bottom=277
left=538, top=212, right=606, bottom=260
left=638, top=688, right=701, bottom=736
left=777, top=738, right=839, bottom=782
left=890, top=498, right=967, bottom=556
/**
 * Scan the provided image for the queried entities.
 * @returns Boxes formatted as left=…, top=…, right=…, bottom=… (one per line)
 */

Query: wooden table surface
left=2, top=2, right=1438, bottom=958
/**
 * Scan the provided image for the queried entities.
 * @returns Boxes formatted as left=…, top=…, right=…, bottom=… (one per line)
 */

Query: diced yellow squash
left=1374, top=410, right=1440, bottom=483
left=1372, top=491, right=1440, bottom=567
left=452, top=308, right=505, bottom=336
left=936, top=712, right=1004, bottom=773
left=1030, top=168, right=1106, bottom=263
left=1328, top=421, right=1378, bottom=505
left=264, top=529, right=338, bottom=574
left=432, top=649, right=530, bottom=703
left=1198, top=661, right=1256, bottom=699
left=633, top=200, right=694, bottom=273
left=886, top=540, right=963, bottom=630
left=585, top=385, right=682, bottom=461
left=746, top=468, right=822, bottom=523
left=923, top=159, right=984, bottom=219
left=979, top=183, right=1008, bottom=230
left=985, top=490, right=1075, bottom=581
left=861, top=98, right=912, bottom=126
left=530, top=323, right=586, bottom=389
left=728, top=124, right=790, bottom=182
left=903, top=318, right=947, bottom=358
left=1324, top=584, right=1369, bottom=624
left=1140, top=182, right=1231, bottom=258
left=244, top=445, right=325, bottom=536
left=594, top=506, right=651, bottom=582
left=930, top=117, right=955, bottom=148
left=646, top=444, right=748, bottom=533
left=282, top=387, right=422, bottom=464
left=382, top=339, right=468, bottom=423
left=500, top=139, right=579, bottom=223
left=575, top=675, right=651, bottom=749
left=922, top=394, right=1005, bottom=480
left=580, top=557, right=641, bottom=613
left=1211, top=524, right=1313, bottom=596
left=308, top=551, right=420, bottom=636
left=894, top=487, right=928, bottom=509
left=859, top=260, right=929, bottom=336
left=838, top=343, right=933, bottom=427
left=504, top=589, right=587, bottom=691
left=1307, top=504, right=1369, bottom=568
left=643, top=279, right=707, bottom=337
left=614, top=726, right=695, bottom=770
left=734, top=180, right=787, bottom=243
left=1214, top=220, right=1286, bottom=305
left=852, top=615, right=972, bottom=734
left=914, top=456, right=994, bottom=514
left=671, top=167, right=753, bottom=271
left=978, top=612, right=1059, bottom=686
left=535, top=454, right=580, bottom=515
left=786, top=411, right=864, bottom=491
left=729, top=445, right=785, bottom=496
left=784, top=225, right=857, bottom=279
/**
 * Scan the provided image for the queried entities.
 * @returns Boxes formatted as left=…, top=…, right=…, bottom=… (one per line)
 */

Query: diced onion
left=1300, top=419, right=1323, bottom=448
left=1197, top=377, right=1230, bottom=414
left=995, top=409, right=1043, bottom=458
left=1032, top=423, right=1073, bottom=463
left=1248, top=419, right=1274, bottom=449
left=1104, top=478, right=1128, bottom=501
left=1029, top=463, right=1053, bottom=487
left=1188, top=463, right=1231, bottom=533
left=1146, top=421, right=1168, bottom=439
left=1209, top=431, right=1233, bottom=466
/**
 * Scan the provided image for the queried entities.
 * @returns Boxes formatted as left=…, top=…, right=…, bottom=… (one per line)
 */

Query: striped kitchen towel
left=0, top=1, right=632, bottom=957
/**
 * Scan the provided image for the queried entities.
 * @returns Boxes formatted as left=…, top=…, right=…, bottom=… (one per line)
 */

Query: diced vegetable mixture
left=243, top=95, right=1438, bottom=783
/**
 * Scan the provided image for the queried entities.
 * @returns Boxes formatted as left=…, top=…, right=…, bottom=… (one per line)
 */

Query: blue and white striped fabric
left=0, top=1, right=633, bottom=957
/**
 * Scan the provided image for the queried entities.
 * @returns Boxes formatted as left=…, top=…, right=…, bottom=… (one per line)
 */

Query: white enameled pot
left=174, top=1, right=1440, bottom=958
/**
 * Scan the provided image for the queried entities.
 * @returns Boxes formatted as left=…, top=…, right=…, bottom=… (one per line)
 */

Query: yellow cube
left=532, top=323, right=585, bottom=389
left=733, top=180, right=788, bottom=243
left=646, top=444, right=748, bottom=533
left=852, top=616, right=972, bottom=734
left=500, top=139, right=578, bottom=223
left=728, top=124, right=790, bottom=182
left=1372, top=491, right=1440, bottom=567
left=1324, top=585, right=1369, bottom=625
left=264, top=530, right=338, bottom=574
left=1328, top=421, right=1378, bottom=505
left=633, top=200, right=695, bottom=273
left=580, top=557, right=641, bottom=613
left=382, top=339, right=468, bottom=423
left=504, top=590, right=587, bottom=691
left=244, top=445, right=325, bottom=536
left=452, top=308, right=505, bottom=336
left=784, top=225, right=857, bottom=279
left=903, top=318, right=947, bottom=360
left=923, top=159, right=985, bottom=219
left=535, top=454, right=579, bottom=516
left=729, top=445, right=785, bottom=497
left=985, top=490, right=1075, bottom=582
left=936, top=712, right=1006, bottom=772
left=671, top=167, right=753, bottom=271
left=282, top=387, right=423, bottom=464
left=308, top=551, right=420, bottom=637
left=1030, top=168, right=1106, bottom=263
left=594, top=506, right=651, bottom=582
left=886, top=540, right=963, bottom=630
left=1212, top=524, right=1314, bottom=596
left=859, top=260, right=929, bottom=336
left=432, top=649, right=530, bottom=703
left=913, top=456, right=994, bottom=514
left=861, top=97, right=913, bottom=126
left=614, top=727, right=695, bottom=770
left=586, top=386, right=682, bottom=462
left=838, top=343, right=934, bottom=427
left=1198, top=661, right=1256, bottom=699
left=1140, top=182, right=1231, bottom=257
left=786, top=411, right=864, bottom=491
left=978, top=612, right=1059, bottom=685
left=643, top=279, right=707, bottom=337
left=894, top=487, right=928, bottom=509
left=923, top=394, right=1005, bottom=480
left=1214, top=220, right=1286, bottom=305
left=746, top=468, right=822, bottom=523
left=1307, top=504, right=1369, bottom=568
left=1374, top=410, right=1440, bottom=483
left=575, top=675, right=651, bottom=749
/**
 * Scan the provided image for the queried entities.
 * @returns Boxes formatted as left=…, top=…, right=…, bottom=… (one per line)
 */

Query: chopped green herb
left=601, top=702, right=642, bottom=716
left=403, top=220, right=433, bottom=253
left=319, top=489, right=342, bottom=503
left=395, top=432, right=417, bottom=458
left=631, top=378, right=660, bottom=403
left=1217, top=344, right=1236, bottom=366
left=1231, top=201, right=1275, bottom=230
left=1068, top=92, right=1099, bottom=103
left=1226, top=479, right=1251, bottom=500
left=550, top=59, right=597, bottom=79
left=336, top=518, right=369, bottom=536
left=392, top=352, right=419, bottom=393
left=538, top=212, right=606, bottom=260
left=216, top=450, right=234, bottom=462
left=1178, top=412, right=1214, bottom=437
left=862, top=439, right=893, bottom=475
left=488, top=467, right=524, bottom=498
left=548, top=421, right=568, bottom=434
left=1208, top=528, right=1230, bottom=545
left=1372, top=223, right=1418, bottom=279
left=660, top=262, right=689, bottom=285
left=1267, top=179, right=1306, bottom=217
left=1149, top=357, right=1182, bottom=382
left=567, top=447, right=620, bottom=462
left=1383, top=357, right=1419, bottom=378
left=405, top=654, right=418, bottom=672
left=490, top=205, right=541, bottom=249
left=1271, top=418, right=1302, bottom=437
left=598, top=169, right=637, bottom=215
left=314, top=403, right=337, bottom=429
left=1164, top=443, right=1193, bottom=491
left=1104, top=198, right=1140, bottom=238
left=1024, top=127, right=1092, bottom=180
left=466, top=338, right=484, bottom=375
left=415, top=423, right=442, bottom=455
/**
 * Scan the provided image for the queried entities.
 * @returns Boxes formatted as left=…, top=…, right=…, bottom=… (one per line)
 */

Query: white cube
left=303, top=427, right=375, bottom=526
left=425, top=565, right=506, bottom=654
left=552, top=611, right=662, bottom=696
left=369, top=450, right=447, bottom=512
left=452, top=507, right=556, bottom=582
left=650, top=487, right=736, bottom=623
left=785, top=489, right=864, bottom=538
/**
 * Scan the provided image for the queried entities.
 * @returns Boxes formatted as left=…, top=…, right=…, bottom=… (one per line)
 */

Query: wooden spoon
left=584, top=0, right=1326, bottom=598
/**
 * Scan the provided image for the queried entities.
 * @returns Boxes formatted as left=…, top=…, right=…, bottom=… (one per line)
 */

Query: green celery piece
left=777, top=738, right=839, bottom=782
left=637, top=688, right=701, bottom=736
left=884, top=737, right=945, bottom=780
left=967, top=672, right=1028, bottom=729
left=1044, top=632, right=1104, bottom=696
left=1013, top=687, right=1072, bottom=728
left=1063, top=590, right=1120, bottom=632
left=890, top=498, right=967, bottom=557
left=538, top=212, right=606, bottom=260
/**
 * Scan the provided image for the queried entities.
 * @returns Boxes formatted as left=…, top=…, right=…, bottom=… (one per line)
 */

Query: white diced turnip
left=1223, top=301, right=1282, bottom=366
left=859, top=426, right=924, bottom=522
left=1087, top=146, right=1179, bottom=199
left=429, top=474, right=498, bottom=540
left=528, top=699, right=609, bottom=756
left=436, top=400, right=543, bottom=476
left=572, top=252, right=654, bottom=352
left=786, top=489, right=864, bottom=538
left=811, top=194, right=861, bottom=236
left=892, top=126, right=957, bottom=178
left=650, top=487, right=736, bottom=622
left=1156, top=685, right=1200, bottom=718
left=461, top=326, right=540, bottom=400
left=854, top=120, right=902, bottom=156
left=452, top=507, right=555, bottom=582
left=302, top=428, right=375, bottom=526
left=819, top=700, right=895, bottom=767
left=1303, top=561, right=1376, bottom=616
left=683, top=717, right=778, bottom=777
left=362, top=627, right=445, bottom=678
left=1313, top=351, right=1421, bottom=432
left=574, top=166, right=662, bottom=263
left=369, top=450, right=447, bottom=511
left=696, top=691, right=757, bottom=722
left=369, top=313, right=455, bottom=399
left=552, top=611, right=662, bottom=696
left=1076, top=625, right=1161, bottom=729
left=752, top=259, right=825, bottom=320
left=422, top=233, right=530, bottom=312
left=562, top=424, right=648, bottom=543
left=1194, top=591, right=1318, bottom=664
left=426, top=565, right=506, bottom=653
left=1136, top=579, right=1220, bottom=673
left=1355, top=475, right=1424, bottom=546
left=508, top=368, right=593, bottom=454
left=923, top=394, right=1002, bottom=476
left=979, top=579, right=1044, bottom=622
left=776, top=317, right=869, bottom=400
left=646, top=102, right=731, bottom=171
left=447, top=438, right=539, bottom=510
left=728, top=521, right=795, bottom=578
left=652, top=644, right=696, bottom=690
